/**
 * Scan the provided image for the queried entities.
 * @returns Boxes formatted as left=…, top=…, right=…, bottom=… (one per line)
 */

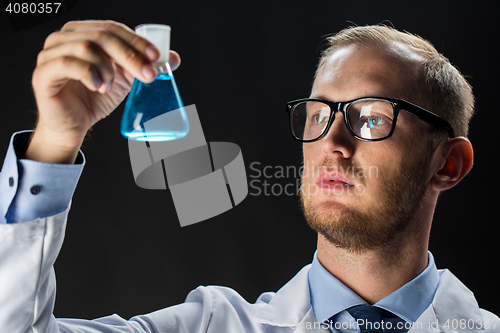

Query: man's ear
left=430, top=137, right=474, bottom=191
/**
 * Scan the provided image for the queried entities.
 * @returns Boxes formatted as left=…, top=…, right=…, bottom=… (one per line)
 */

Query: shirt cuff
left=0, top=131, right=85, bottom=224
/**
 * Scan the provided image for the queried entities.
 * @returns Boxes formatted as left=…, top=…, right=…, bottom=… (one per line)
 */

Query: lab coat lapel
left=409, top=269, right=484, bottom=333
left=433, top=269, right=483, bottom=332
left=408, top=305, right=441, bottom=333
left=253, top=265, right=328, bottom=332
left=293, top=307, right=331, bottom=333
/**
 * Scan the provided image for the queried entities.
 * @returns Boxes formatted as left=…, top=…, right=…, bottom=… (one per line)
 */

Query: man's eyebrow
left=309, top=95, right=330, bottom=101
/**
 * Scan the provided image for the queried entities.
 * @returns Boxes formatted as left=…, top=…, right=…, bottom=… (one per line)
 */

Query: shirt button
left=8, top=177, right=14, bottom=187
left=30, top=185, right=41, bottom=195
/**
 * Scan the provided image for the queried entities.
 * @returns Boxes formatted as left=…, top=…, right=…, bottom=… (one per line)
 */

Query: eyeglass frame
left=286, top=97, right=455, bottom=143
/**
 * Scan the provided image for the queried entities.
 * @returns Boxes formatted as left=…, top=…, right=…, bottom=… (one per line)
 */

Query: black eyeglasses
left=286, top=97, right=454, bottom=142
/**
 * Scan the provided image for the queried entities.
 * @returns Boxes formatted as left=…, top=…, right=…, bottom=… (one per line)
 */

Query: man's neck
left=316, top=218, right=431, bottom=305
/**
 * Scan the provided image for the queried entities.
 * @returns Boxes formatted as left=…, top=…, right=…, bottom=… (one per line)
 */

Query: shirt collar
left=308, top=251, right=440, bottom=324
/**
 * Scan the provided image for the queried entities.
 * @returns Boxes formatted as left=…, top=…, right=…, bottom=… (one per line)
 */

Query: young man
left=0, top=21, right=497, bottom=332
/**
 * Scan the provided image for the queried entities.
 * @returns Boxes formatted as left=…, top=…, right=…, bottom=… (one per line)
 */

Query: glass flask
left=121, top=24, right=189, bottom=142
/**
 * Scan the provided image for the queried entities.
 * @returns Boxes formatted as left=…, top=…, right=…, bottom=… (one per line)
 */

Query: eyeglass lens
left=291, top=99, right=395, bottom=141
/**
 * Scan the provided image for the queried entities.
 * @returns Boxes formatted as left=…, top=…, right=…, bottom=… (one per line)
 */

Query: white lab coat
left=0, top=208, right=498, bottom=333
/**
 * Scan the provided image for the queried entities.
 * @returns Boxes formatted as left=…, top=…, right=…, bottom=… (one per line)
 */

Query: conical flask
left=121, top=24, right=189, bottom=142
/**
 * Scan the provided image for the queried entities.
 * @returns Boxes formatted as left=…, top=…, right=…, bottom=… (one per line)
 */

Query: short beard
left=300, top=153, right=433, bottom=254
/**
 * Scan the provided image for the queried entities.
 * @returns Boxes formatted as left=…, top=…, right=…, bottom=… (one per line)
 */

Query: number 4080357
left=5, top=3, right=61, bottom=14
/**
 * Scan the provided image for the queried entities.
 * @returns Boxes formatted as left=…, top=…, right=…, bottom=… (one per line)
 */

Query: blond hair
left=316, top=25, right=474, bottom=138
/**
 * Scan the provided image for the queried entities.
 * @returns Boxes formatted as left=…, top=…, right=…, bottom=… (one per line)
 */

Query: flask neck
left=154, top=61, right=173, bottom=76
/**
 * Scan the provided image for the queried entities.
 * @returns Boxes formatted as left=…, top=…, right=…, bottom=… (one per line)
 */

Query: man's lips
left=316, top=171, right=355, bottom=189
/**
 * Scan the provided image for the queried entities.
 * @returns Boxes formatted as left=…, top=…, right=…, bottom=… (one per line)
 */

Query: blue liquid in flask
left=121, top=67, right=189, bottom=141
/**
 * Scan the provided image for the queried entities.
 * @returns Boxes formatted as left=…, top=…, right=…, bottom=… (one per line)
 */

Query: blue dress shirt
left=0, top=131, right=85, bottom=224
left=309, top=251, right=441, bottom=332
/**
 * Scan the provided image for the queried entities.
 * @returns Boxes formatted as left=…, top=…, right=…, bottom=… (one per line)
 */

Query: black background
left=1, top=0, right=498, bottom=321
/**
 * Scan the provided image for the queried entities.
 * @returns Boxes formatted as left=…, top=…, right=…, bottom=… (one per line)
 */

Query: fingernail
left=142, top=64, right=156, bottom=80
left=145, top=45, right=159, bottom=61
left=92, top=69, right=103, bottom=89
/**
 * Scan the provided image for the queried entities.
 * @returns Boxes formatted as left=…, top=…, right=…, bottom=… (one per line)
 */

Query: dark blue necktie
left=347, top=305, right=384, bottom=333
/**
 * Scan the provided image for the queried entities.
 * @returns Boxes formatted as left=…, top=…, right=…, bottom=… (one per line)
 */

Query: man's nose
left=319, top=111, right=356, bottom=158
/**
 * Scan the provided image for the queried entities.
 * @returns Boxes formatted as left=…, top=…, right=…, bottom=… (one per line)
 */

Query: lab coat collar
left=409, top=269, right=484, bottom=333
left=254, top=266, right=484, bottom=333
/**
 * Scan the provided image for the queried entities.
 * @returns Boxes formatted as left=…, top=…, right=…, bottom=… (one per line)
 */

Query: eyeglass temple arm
left=398, top=102, right=455, bottom=138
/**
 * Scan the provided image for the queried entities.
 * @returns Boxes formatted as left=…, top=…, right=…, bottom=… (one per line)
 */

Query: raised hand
left=27, top=20, right=180, bottom=164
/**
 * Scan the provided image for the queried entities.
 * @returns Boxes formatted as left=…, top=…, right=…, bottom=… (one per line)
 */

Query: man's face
left=300, top=44, right=435, bottom=253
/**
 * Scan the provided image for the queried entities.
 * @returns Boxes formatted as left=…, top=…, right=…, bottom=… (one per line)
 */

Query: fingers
left=56, top=21, right=158, bottom=61
left=60, top=21, right=180, bottom=69
left=33, top=55, right=105, bottom=97
left=60, top=20, right=135, bottom=34
left=37, top=40, right=114, bottom=93
left=35, top=20, right=182, bottom=97
left=60, top=21, right=182, bottom=71
left=43, top=27, right=158, bottom=85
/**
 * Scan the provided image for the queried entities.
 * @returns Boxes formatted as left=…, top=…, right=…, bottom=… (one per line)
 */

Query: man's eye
left=312, top=113, right=329, bottom=124
left=366, top=115, right=388, bottom=128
